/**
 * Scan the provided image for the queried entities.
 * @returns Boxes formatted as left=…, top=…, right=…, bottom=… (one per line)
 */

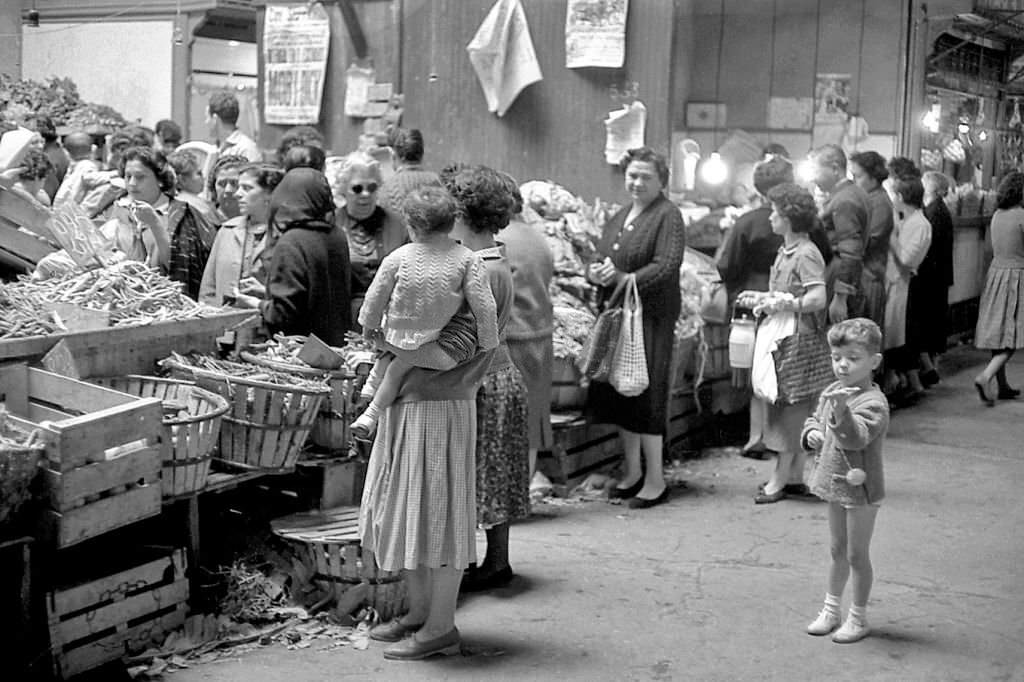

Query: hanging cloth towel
left=467, top=0, right=543, bottom=117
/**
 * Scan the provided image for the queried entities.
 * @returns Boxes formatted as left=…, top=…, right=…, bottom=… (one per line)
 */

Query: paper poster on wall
left=344, top=62, right=374, bottom=118
left=263, top=4, right=330, bottom=124
left=467, top=0, right=543, bottom=117
left=812, top=73, right=851, bottom=147
left=565, top=0, right=629, bottom=69
left=767, top=97, right=814, bottom=130
left=604, top=100, right=646, bottom=165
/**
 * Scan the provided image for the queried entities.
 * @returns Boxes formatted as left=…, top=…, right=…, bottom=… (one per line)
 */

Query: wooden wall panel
left=717, top=0, right=774, bottom=129
left=678, top=0, right=905, bottom=140
left=398, top=0, right=676, bottom=201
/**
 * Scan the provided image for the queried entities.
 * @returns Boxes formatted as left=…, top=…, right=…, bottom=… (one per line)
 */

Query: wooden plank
left=51, top=550, right=183, bottom=615
left=0, top=310, right=255, bottom=375
left=40, top=340, right=82, bottom=380
left=57, top=607, right=187, bottom=679
left=49, top=401, right=163, bottom=469
left=43, top=446, right=162, bottom=510
left=28, top=368, right=139, bottom=413
left=0, top=187, right=56, bottom=242
left=53, top=484, right=162, bottom=548
left=57, top=580, right=188, bottom=644
left=0, top=220, right=56, bottom=264
left=26, top=403, right=75, bottom=424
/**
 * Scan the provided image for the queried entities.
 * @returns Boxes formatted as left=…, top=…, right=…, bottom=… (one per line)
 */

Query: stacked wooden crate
left=47, top=549, right=188, bottom=679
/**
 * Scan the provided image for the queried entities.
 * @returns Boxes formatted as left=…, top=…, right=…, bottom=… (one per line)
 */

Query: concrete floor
left=174, top=347, right=1024, bottom=682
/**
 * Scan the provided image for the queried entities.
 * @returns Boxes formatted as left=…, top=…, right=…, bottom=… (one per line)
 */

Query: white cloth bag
left=750, top=310, right=796, bottom=404
left=610, top=275, right=649, bottom=397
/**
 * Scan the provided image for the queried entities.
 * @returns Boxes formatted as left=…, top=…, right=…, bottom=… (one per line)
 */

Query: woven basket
left=93, top=376, right=229, bottom=499
left=0, top=423, right=44, bottom=526
left=163, top=359, right=329, bottom=472
left=240, top=351, right=359, bottom=452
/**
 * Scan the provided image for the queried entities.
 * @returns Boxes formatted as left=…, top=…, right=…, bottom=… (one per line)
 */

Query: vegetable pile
left=0, top=261, right=224, bottom=339
left=246, top=332, right=375, bottom=375
left=163, top=352, right=330, bottom=392
left=0, top=74, right=128, bottom=131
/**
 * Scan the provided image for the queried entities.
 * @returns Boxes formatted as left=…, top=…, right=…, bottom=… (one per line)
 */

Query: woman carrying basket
left=738, top=183, right=828, bottom=504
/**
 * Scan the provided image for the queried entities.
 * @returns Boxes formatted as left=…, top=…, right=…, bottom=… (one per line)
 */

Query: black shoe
left=740, top=447, right=771, bottom=461
left=920, top=369, right=940, bottom=387
left=783, top=483, right=815, bottom=498
left=460, top=566, right=514, bottom=593
left=608, top=478, right=643, bottom=500
left=627, top=487, right=669, bottom=509
left=998, top=386, right=1021, bottom=400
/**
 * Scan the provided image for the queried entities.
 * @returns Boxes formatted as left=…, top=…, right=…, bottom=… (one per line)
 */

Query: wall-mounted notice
left=565, top=0, right=629, bottom=69
left=263, top=4, right=331, bottom=124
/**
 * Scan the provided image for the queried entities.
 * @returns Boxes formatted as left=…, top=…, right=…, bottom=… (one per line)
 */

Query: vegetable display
left=0, top=261, right=224, bottom=339
left=0, top=74, right=128, bottom=131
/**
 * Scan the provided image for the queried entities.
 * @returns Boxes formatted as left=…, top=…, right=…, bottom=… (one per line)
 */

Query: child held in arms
left=351, top=185, right=499, bottom=439
left=801, top=318, right=890, bottom=644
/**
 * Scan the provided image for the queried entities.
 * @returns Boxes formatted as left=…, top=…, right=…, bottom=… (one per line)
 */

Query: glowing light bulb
left=979, top=130, right=989, bottom=141
left=700, top=152, right=728, bottom=186
left=796, top=158, right=817, bottom=185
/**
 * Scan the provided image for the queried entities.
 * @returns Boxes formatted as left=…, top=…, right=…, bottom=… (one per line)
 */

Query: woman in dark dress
left=586, top=147, right=686, bottom=509
left=917, top=171, right=956, bottom=385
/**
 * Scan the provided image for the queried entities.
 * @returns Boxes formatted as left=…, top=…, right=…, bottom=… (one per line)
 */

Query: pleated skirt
left=975, top=266, right=1024, bottom=350
left=359, top=400, right=477, bottom=572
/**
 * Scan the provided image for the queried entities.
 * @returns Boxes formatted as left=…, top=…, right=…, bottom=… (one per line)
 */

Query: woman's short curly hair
left=446, top=165, right=514, bottom=234
left=887, top=156, right=921, bottom=180
left=402, top=185, right=457, bottom=235
left=752, top=156, right=793, bottom=196
left=282, top=144, right=326, bottom=173
left=239, top=163, right=286, bottom=194
left=893, top=176, right=925, bottom=208
left=121, top=146, right=177, bottom=195
left=922, top=171, right=951, bottom=199
left=618, top=146, right=669, bottom=186
left=388, top=127, right=425, bottom=164
left=850, top=151, right=889, bottom=184
left=765, top=182, right=818, bottom=233
left=337, top=151, right=382, bottom=187
left=206, top=154, right=248, bottom=198
left=18, top=149, right=54, bottom=181
left=997, top=170, right=1024, bottom=210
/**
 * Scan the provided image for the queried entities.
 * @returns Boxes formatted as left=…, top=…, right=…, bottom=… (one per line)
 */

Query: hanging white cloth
left=467, top=0, right=543, bottom=117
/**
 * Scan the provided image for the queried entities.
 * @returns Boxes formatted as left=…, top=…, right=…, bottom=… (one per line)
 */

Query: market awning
left=31, top=1, right=257, bottom=22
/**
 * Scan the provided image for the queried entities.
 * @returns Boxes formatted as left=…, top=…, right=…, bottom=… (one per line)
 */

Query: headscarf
left=268, top=167, right=335, bottom=232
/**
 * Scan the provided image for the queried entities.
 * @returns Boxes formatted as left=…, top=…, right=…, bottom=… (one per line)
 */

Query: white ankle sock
left=823, top=593, right=841, bottom=614
left=849, top=603, right=866, bottom=622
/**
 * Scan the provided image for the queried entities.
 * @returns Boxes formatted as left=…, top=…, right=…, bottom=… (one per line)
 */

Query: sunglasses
left=349, top=182, right=379, bottom=195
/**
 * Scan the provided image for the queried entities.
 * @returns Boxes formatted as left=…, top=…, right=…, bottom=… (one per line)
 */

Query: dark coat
left=260, top=169, right=351, bottom=345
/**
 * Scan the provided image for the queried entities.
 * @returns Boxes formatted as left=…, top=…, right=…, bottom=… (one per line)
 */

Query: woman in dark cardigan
left=586, top=147, right=686, bottom=509
left=917, top=171, right=956, bottom=385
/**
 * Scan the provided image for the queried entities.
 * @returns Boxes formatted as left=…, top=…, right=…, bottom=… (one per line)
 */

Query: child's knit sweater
left=358, top=239, right=499, bottom=351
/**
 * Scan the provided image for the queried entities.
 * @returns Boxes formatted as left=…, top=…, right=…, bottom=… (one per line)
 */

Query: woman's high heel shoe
left=974, top=378, right=996, bottom=407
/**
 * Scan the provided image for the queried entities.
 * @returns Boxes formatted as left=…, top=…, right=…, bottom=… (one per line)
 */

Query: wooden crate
left=551, top=357, right=587, bottom=410
left=47, top=549, right=188, bottom=679
left=0, top=364, right=164, bottom=547
left=0, top=310, right=255, bottom=379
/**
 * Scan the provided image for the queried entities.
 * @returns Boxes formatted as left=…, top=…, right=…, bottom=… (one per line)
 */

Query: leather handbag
left=772, top=308, right=832, bottom=405
left=577, top=277, right=629, bottom=382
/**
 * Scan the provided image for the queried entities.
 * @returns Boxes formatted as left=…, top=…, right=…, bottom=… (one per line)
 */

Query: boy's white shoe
left=806, top=608, right=842, bottom=636
left=832, top=614, right=870, bottom=643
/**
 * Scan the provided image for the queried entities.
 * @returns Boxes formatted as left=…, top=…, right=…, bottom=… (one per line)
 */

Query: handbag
left=700, top=278, right=729, bottom=325
left=610, top=275, right=649, bottom=397
left=577, top=277, right=629, bottom=381
left=772, top=305, right=833, bottom=405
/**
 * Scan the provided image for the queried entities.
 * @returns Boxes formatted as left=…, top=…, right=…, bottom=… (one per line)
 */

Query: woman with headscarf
left=259, top=168, right=351, bottom=346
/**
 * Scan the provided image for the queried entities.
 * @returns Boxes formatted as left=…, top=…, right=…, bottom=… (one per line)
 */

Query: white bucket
left=728, top=316, right=757, bottom=369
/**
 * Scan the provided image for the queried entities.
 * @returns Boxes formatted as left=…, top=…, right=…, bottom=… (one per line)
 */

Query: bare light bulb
left=700, top=152, right=728, bottom=186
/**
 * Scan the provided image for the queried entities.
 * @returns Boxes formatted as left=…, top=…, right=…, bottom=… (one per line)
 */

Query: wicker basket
left=93, top=376, right=230, bottom=499
left=0, top=421, right=44, bottom=526
left=240, top=351, right=359, bottom=452
left=163, top=359, right=329, bottom=472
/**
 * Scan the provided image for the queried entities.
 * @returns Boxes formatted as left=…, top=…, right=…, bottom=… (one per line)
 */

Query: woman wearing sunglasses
left=335, top=151, right=408, bottom=328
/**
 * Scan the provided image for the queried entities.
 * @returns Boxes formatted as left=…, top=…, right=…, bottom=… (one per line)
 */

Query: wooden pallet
left=47, top=549, right=188, bottom=679
left=0, top=363, right=165, bottom=547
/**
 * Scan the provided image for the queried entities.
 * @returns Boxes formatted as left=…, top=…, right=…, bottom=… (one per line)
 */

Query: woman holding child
left=738, top=183, right=828, bottom=504
left=358, top=166, right=522, bottom=659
